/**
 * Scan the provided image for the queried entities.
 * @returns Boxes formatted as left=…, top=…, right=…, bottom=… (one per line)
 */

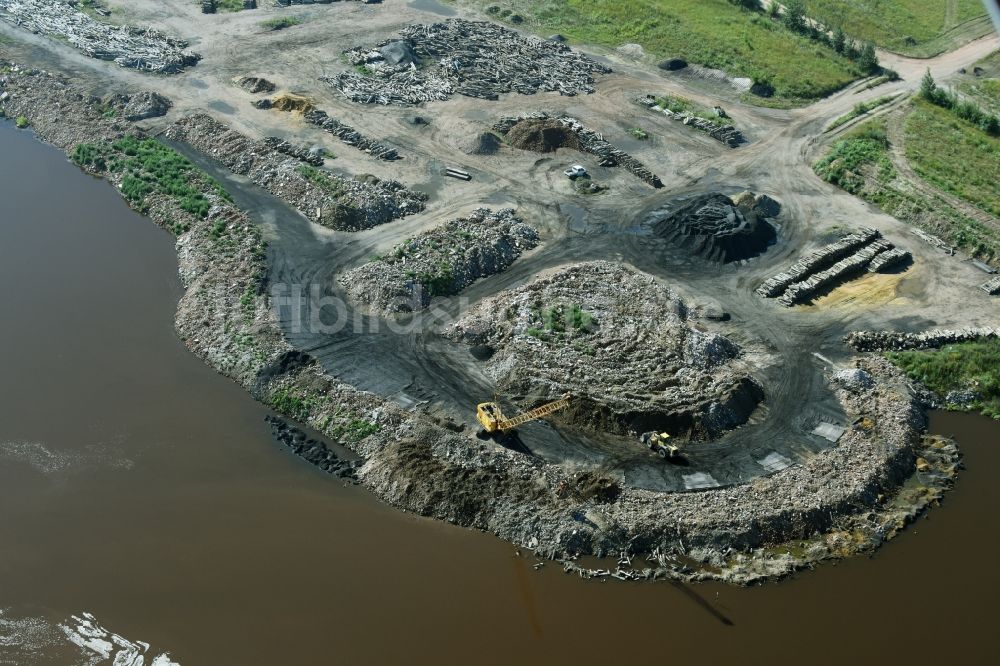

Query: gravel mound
left=505, top=118, right=582, bottom=153
left=460, top=131, right=502, bottom=156
left=647, top=192, right=777, bottom=263
left=236, top=76, right=276, bottom=94
left=449, top=262, right=764, bottom=438
left=342, top=208, right=539, bottom=314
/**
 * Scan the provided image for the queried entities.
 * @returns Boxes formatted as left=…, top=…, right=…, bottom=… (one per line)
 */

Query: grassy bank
left=814, top=118, right=1000, bottom=262
left=826, top=94, right=897, bottom=131
left=73, top=135, right=231, bottom=227
left=468, top=0, right=862, bottom=103
left=905, top=98, right=1000, bottom=218
left=802, top=0, right=987, bottom=55
left=887, top=338, right=1000, bottom=419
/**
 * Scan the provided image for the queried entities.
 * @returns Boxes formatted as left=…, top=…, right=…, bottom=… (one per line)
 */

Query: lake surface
left=1, top=124, right=998, bottom=664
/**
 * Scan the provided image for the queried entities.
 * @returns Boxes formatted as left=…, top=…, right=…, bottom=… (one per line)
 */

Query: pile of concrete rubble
left=341, top=208, right=539, bottom=314
left=303, top=109, right=400, bottom=161
left=164, top=114, right=426, bottom=231
left=845, top=327, right=999, bottom=352
left=637, top=95, right=745, bottom=147
left=448, top=262, right=764, bottom=438
left=329, top=19, right=610, bottom=106
left=493, top=112, right=663, bottom=188
left=646, top=191, right=777, bottom=263
left=756, top=227, right=911, bottom=306
left=261, top=136, right=324, bottom=166
left=0, top=0, right=200, bottom=73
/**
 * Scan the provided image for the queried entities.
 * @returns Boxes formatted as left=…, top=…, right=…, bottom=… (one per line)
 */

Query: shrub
left=14, top=115, right=28, bottom=129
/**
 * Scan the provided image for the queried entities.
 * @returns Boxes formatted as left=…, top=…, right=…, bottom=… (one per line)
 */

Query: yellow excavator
left=476, top=395, right=571, bottom=434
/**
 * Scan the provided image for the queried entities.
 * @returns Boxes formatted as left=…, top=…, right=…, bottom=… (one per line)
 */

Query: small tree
left=920, top=68, right=937, bottom=101
left=858, top=42, right=879, bottom=74
left=783, top=0, right=807, bottom=33
left=832, top=26, right=846, bottom=54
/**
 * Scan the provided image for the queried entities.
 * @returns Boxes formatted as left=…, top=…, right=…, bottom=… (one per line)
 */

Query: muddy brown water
left=2, top=124, right=999, bottom=664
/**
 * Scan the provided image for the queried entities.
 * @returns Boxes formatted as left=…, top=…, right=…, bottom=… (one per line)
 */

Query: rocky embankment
left=449, top=262, right=764, bottom=438
left=163, top=114, right=426, bottom=231
left=341, top=208, right=539, bottom=314
left=1, top=53, right=959, bottom=586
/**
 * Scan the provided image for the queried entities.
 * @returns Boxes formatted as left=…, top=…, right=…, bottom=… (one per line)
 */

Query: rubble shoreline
left=0, top=55, right=960, bottom=585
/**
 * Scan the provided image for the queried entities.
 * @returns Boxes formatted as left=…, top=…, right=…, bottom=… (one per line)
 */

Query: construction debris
left=493, top=112, right=662, bottom=188
left=638, top=95, right=745, bottom=147
left=302, top=109, right=400, bottom=161
left=981, top=276, right=1000, bottom=295
left=646, top=191, right=777, bottom=263
left=102, top=91, right=172, bottom=121
left=341, top=208, right=539, bottom=313
left=262, top=136, right=324, bottom=166
left=328, top=19, right=611, bottom=106
left=164, top=114, right=426, bottom=231
left=912, top=227, right=955, bottom=255
left=0, top=0, right=201, bottom=74
left=757, top=228, right=911, bottom=305
left=845, top=327, right=1000, bottom=352
left=235, top=76, right=276, bottom=94
left=449, top=262, right=764, bottom=439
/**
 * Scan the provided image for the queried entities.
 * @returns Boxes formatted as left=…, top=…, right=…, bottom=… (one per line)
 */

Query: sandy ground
left=2, top=0, right=998, bottom=492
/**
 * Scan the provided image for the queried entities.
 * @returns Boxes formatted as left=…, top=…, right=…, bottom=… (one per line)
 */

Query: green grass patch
left=271, top=387, right=318, bottom=421
left=802, top=0, right=987, bottom=54
left=652, top=93, right=733, bottom=125
left=14, top=115, right=28, bottom=129
left=296, top=164, right=346, bottom=198
left=904, top=99, right=1000, bottom=217
left=260, top=16, right=302, bottom=31
left=814, top=121, right=895, bottom=192
left=475, top=0, right=862, bottom=103
left=826, top=94, right=897, bottom=131
left=815, top=115, right=1000, bottom=263
left=71, top=136, right=231, bottom=219
left=887, top=338, right=1000, bottom=419
left=212, top=0, right=245, bottom=11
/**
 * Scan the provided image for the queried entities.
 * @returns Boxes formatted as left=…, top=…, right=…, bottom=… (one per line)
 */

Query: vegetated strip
left=886, top=336, right=1000, bottom=419
left=826, top=94, right=898, bottom=132
left=481, top=0, right=876, bottom=103
left=814, top=117, right=1000, bottom=265
left=163, top=114, right=426, bottom=231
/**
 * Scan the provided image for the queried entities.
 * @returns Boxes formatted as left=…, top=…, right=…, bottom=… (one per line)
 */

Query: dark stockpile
left=647, top=192, right=777, bottom=263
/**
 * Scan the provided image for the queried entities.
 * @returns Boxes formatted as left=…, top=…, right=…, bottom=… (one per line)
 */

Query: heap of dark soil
left=649, top=192, right=777, bottom=263
left=505, top=118, right=582, bottom=153
left=236, top=76, right=276, bottom=94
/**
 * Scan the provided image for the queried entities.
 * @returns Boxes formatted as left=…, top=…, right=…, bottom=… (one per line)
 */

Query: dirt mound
left=271, top=94, right=315, bottom=114
left=460, top=131, right=502, bottom=156
left=235, top=76, right=275, bottom=94
left=648, top=192, right=777, bottom=263
left=450, top=262, right=764, bottom=439
left=505, top=118, right=582, bottom=153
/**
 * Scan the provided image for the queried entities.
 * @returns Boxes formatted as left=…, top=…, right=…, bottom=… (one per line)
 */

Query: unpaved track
left=3, top=0, right=998, bottom=492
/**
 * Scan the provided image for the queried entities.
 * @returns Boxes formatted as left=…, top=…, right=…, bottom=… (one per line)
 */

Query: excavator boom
left=476, top=396, right=571, bottom=433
